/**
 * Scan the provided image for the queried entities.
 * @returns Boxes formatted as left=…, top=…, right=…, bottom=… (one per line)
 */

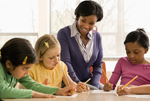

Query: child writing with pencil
left=117, top=84, right=150, bottom=95
left=103, top=28, right=150, bottom=93
left=28, top=34, right=89, bottom=93
left=0, top=38, right=76, bottom=99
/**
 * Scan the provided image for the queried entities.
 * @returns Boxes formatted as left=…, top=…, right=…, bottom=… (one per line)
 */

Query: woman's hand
left=76, top=82, right=90, bottom=92
left=103, top=82, right=113, bottom=91
left=32, top=91, right=56, bottom=98
left=117, top=85, right=130, bottom=96
left=55, top=85, right=76, bottom=96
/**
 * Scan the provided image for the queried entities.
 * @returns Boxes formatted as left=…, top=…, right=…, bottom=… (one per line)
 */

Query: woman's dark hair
left=124, top=28, right=149, bottom=48
left=75, top=0, right=103, bottom=22
left=0, top=38, right=37, bottom=69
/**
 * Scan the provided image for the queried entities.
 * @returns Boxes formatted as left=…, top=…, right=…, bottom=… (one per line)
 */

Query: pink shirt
left=109, top=57, right=150, bottom=89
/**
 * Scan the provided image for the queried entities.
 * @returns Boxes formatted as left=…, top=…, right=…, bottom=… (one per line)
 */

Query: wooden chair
left=90, top=61, right=107, bottom=85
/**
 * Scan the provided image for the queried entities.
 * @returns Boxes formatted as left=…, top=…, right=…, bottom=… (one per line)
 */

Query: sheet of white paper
left=81, top=91, right=89, bottom=93
left=124, top=95, right=150, bottom=98
left=56, top=94, right=78, bottom=98
left=92, top=90, right=116, bottom=94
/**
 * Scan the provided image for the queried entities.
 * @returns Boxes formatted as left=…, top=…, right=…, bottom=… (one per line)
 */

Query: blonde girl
left=29, top=34, right=89, bottom=92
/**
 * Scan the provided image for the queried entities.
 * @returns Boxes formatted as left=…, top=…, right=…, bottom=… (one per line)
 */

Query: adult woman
left=57, top=0, right=103, bottom=90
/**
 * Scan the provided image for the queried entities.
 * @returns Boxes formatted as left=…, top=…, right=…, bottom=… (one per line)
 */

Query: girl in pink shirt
left=103, top=28, right=150, bottom=95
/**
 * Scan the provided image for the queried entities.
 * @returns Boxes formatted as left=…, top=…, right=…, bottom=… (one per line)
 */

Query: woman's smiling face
left=77, top=15, right=97, bottom=35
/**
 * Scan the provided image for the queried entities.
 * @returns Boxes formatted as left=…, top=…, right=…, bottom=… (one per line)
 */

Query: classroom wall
left=38, top=0, right=49, bottom=38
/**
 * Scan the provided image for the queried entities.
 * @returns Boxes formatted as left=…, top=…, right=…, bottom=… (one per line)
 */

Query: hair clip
left=44, top=42, right=49, bottom=48
left=22, top=56, right=28, bottom=65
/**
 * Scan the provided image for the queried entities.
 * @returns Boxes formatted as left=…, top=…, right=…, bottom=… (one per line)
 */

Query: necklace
left=82, top=36, right=88, bottom=48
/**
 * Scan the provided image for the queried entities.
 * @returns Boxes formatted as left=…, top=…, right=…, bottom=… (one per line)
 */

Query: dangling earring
left=92, top=26, right=97, bottom=33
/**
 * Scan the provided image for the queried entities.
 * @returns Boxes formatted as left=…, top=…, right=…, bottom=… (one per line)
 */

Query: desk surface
left=2, top=90, right=150, bottom=101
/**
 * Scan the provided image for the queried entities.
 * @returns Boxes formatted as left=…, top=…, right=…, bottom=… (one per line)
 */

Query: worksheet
left=124, top=95, right=150, bottom=98
left=92, top=90, right=116, bottom=94
left=56, top=94, right=78, bottom=98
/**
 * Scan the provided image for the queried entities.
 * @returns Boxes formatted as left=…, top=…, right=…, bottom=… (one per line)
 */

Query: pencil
left=84, top=78, right=91, bottom=84
left=62, top=70, right=73, bottom=94
left=117, top=75, right=138, bottom=92
left=100, top=65, right=110, bottom=85
left=80, top=78, right=91, bottom=89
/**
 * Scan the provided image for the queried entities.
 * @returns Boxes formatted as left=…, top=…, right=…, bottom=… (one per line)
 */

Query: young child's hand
left=103, top=82, right=113, bottom=91
left=32, top=91, right=56, bottom=98
left=76, top=82, right=90, bottom=92
left=55, top=85, right=76, bottom=96
left=117, top=85, right=130, bottom=96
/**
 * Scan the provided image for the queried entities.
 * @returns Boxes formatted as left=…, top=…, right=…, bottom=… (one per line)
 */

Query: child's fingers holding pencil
left=77, top=78, right=91, bottom=92
left=103, top=82, right=113, bottom=91
left=77, top=82, right=89, bottom=92
left=117, top=76, right=138, bottom=92
left=56, top=86, right=76, bottom=96
left=117, top=86, right=130, bottom=96
left=117, top=85, right=124, bottom=92
left=77, top=82, right=86, bottom=92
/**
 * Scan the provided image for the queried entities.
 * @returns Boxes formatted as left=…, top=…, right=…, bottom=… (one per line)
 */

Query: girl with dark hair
left=103, top=29, right=150, bottom=95
left=57, top=0, right=104, bottom=90
left=0, top=38, right=75, bottom=99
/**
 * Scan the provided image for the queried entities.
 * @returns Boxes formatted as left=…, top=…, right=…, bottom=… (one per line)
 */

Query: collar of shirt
left=69, top=21, right=93, bottom=39
left=69, top=21, right=94, bottom=63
